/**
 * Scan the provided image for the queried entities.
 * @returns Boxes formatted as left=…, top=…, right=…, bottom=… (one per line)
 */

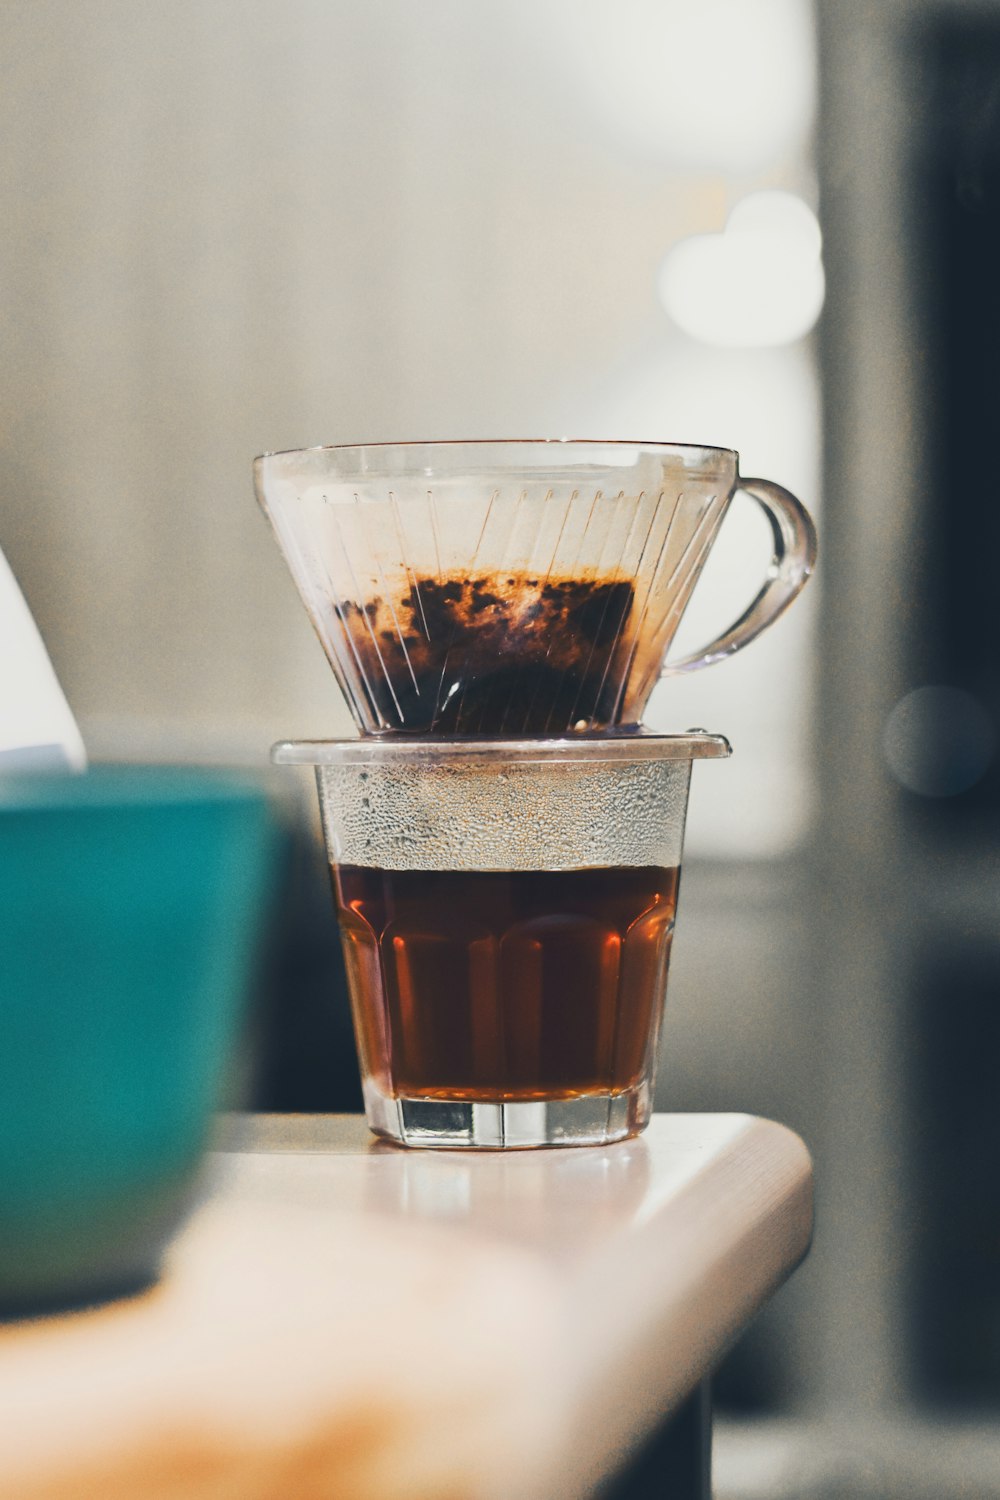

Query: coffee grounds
left=338, top=572, right=636, bottom=734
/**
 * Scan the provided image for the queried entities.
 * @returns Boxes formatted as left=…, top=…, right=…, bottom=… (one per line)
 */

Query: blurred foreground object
left=0, top=768, right=278, bottom=1315
left=0, top=545, right=85, bottom=773
left=0, top=1112, right=811, bottom=1500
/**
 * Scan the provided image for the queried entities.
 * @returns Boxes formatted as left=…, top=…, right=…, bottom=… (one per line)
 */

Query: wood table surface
left=0, top=1113, right=813, bottom=1500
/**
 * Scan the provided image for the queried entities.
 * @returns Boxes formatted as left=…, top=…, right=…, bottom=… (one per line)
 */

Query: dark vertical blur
left=914, top=18, right=1000, bottom=831
left=907, top=16, right=1000, bottom=1410
left=251, top=812, right=362, bottom=1113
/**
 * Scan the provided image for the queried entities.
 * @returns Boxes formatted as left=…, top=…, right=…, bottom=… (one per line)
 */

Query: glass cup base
left=362, top=1078, right=652, bottom=1149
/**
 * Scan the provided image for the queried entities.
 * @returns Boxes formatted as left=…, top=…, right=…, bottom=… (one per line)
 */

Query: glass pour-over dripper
left=255, top=440, right=815, bottom=736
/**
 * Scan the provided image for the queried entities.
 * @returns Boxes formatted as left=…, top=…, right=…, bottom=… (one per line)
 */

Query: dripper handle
left=660, top=476, right=817, bottom=677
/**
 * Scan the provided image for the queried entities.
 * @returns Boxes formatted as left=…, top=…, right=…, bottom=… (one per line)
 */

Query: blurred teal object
left=0, top=766, right=278, bottom=1316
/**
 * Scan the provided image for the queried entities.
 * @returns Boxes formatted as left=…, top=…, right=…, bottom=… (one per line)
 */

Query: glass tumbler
left=274, top=733, right=729, bottom=1148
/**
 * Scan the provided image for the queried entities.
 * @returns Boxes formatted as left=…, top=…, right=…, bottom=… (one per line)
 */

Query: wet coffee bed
left=338, top=572, right=637, bottom=734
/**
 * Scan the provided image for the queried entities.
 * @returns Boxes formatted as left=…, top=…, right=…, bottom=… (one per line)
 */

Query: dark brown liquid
left=332, top=864, right=678, bottom=1101
left=340, top=572, right=636, bottom=734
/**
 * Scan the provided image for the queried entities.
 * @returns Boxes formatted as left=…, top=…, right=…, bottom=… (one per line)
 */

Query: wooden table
left=0, top=1113, right=812, bottom=1500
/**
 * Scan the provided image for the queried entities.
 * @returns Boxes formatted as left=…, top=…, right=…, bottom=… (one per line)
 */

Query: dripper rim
left=271, top=732, right=731, bottom=766
left=253, top=437, right=740, bottom=465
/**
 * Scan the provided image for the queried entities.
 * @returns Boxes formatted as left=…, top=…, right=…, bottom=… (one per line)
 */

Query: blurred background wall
left=0, top=0, right=818, bottom=833
left=2, top=2, right=998, bottom=1496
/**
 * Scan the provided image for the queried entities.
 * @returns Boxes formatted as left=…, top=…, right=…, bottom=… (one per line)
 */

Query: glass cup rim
left=253, top=437, right=740, bottom=468
left=271, top=732, right=731, bottom=766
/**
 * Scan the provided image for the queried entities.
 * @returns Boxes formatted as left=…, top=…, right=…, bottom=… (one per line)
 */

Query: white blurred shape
left=883, top=686, right=996, bottom=797
left=544, top=0, right=814, bottom=171
left=658, top=192, right=824, bottom=348
left=727, top=189, right=822, bottom=258
left=0, top=545, right=86, bottom=772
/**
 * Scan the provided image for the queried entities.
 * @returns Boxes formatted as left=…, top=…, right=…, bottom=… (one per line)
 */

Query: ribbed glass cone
left=255, top=441, right=738, bottom=735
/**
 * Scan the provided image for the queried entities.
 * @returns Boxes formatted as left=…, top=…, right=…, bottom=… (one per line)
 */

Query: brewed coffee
left=333, top=863, right=678, bottom=1101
